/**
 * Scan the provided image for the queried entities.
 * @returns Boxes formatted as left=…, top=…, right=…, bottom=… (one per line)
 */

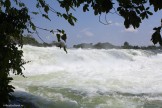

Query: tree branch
left=99, top=14, right=111, bottom=25
left=35, top=26, right=57, bottom=33
left=35, top=30, right=45, bottom=43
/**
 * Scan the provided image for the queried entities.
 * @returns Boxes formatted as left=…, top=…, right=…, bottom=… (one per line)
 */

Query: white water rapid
left=11, top=45, right=162, bottom=108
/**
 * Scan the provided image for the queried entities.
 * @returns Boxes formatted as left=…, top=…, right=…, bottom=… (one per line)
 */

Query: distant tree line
left=23, top=34, right=65, bottom=48
left=122, top=41, right=162, bottom=50
left=73, top=41, right=162, bottom=50
left=24, top=36, right=161, bottom=50
left=73, top=42, right=120, bottom=49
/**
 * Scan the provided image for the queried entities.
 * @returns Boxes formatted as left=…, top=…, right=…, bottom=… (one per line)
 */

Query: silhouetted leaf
left=63, top=46, right=67, bottom=53
left=63, top=14, right=68, bottom=20
left=44, top=5, right=49, bottom=13
left=50, top=30, right=54, bottom=34
left=30, top=22, right=36, bottom=31
left=151, top=31, right=162, bottom=44
left=39, top=0, right=45, bottom=7
left=136, top=9, right=140, bottom=14
left=147, top=11, right=153, bottom=15
left=140, top=12, right=146, bottom=19
left=153, top=27, right=158, bottom=30
left=42, top=14, right=51, bottom=21
left=5, top=0, right=11, bottom=9
left=19, top=2, right=25, bottom=7
left=61, top=34, right=67, bottom=42
left=83, top=4, right=89, bottom=12
left=32, top=12, right=39, bottom=15
left=68, top=19, right=74, bottom=26
left=57, top=29, right=62, bottom=32
left=146, top=7, right=150, bottom=10
left=56, top=34, right=61, bottom=42
left=124, top=19, right=130, bottom=28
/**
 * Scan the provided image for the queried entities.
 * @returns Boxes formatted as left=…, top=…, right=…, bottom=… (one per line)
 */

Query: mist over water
left=12, top=45, right=162, bottom=108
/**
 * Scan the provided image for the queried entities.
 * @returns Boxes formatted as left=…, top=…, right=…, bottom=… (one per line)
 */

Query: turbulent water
left=11, top=45, right=162, bottom=108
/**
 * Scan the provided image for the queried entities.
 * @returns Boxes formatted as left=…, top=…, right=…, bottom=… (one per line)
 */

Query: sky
left=23, top=1, right=162, bottom=47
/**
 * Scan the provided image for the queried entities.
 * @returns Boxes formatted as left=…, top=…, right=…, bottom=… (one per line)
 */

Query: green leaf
left=36, top=3, right=40, bottom=8
left=61, top=30, right=65, bottom=34
left=94, top=10, right=98, bottom=15
left=44, top=5, right=49, bottom=13
left=30, top=22, right=36, bottom=31
left=153, top=27, right=158, bottom=30
left=39, top=0, right=45, bottom=7
left=50, top=30, right=54, bottom=34
left=146, top=7, right=150, bottom=10
left=151, top=31, right=161, bottom=44
left=5, top=0, right=11, bottom=9
left=56, top=12, right=62, bottom=17
left=139, top=5, right=145, bottom=11
left=32, top=12, right=39, bottom=15
left=140, top=12, right=146, bottom=19
left=63, top=14, right=68, bottom=20
left=56, top=34, right=61, bottom=42
left=147, top=11, right=153, bottom=15
left=32, top=27, right=36, bottom=31
left=117, top=7, right=121, bottom=11
left=83, top=4, right=89, bottom=12
left=63, top=46, right=67, bottom=53
left=19, top=2, right=25, bottom=7
left=146, top=14, right=148, bottom=19
left=154, top=7, right=158, bottom=12
left=57, top=29, right=62, bottom=32
left=61, top=34, right=67, bottom=42
left=42, top=14, right=51, bottom=21
left=124, top=19, right=130, bottom=28
left=136, top=9, right=140, bottom=14
left=68, top=19, right=74, bottom=26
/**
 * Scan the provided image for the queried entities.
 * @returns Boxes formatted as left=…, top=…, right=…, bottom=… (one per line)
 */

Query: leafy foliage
left=57, top=0, right=162, bottom=44
left=0, top=3, right=29, bottom=106
left=151, top=26, right=162, bottom=45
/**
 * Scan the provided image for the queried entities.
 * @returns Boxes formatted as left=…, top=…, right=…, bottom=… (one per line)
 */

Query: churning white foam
left=19, top=46, right=162, bottom=94
left=12, top=45, right=162, bottom=108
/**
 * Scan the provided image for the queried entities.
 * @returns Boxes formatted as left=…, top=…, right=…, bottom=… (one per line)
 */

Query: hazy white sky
left=24, top=1, right=162, bottom=47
